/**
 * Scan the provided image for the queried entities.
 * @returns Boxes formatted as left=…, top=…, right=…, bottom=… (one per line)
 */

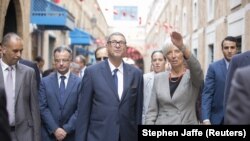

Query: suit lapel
left=50, top=73, right=61, bottom=105
left=120, top=63, right=132, bottom=102
left=102, top=60, right=120, bottom=101
left=220, top=59, right=227, bottom=79
left=0, top=64, right=5, bottom=91
left=15, top=64, right=24, bottom=102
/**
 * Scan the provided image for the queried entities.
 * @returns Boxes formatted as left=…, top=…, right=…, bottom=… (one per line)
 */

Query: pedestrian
left=0, top=32, right=41, bottom=141
left=75, top=32, right=143, bottom=141
left=39, top=46, right=81, bottom=141
left=202, top=36, right=238, bottom=125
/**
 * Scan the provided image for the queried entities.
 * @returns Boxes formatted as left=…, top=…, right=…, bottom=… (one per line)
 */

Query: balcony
left=30, top=0, right=75, bottom=30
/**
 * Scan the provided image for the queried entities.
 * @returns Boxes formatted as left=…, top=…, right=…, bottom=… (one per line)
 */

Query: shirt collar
left=107, top=59, right=123, bottom=74
left=224, top=58, right=230, bottom=69
left=0, top=59, right=16, bottom=71
left=57, top=71, right=70, bottom=80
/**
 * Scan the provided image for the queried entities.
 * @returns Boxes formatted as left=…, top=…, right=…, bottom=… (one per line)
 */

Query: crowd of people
left=0, top=31, right=249, bottom=141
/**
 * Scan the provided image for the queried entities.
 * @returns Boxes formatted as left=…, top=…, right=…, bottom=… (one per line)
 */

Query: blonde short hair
left=162, top=42, right=175, bottom=57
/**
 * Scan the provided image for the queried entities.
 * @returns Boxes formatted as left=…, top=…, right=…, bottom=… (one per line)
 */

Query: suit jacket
left=142, top=72, right=154, bottom=124
left=19, top=59, right=41, bottom=88
left=201, top=59, right=227, bottom=124
left=39, top=72, right=81, bottom=141
left=224, top=51, right=250, bottom=112
left=0, top=88, right=11, bottom=141
left=75, top=60, right=143, bottom=141
left=145, top=55, right=203, bottom=124
left=224, top=66, right=250, bottom=124
left=0, top=63, right=41, bottom=141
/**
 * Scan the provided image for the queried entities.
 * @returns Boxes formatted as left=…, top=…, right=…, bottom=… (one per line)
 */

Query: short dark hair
left=53, top=46, right=72, bottom=59
left=151, top=50, right=166, bottom=61
left=221, top=36, right=237, bottom=49
left=75, top=55, right=86, bottom=65
left=94, top=46, right=106, bottom=59
left=34, top=56, right=44, bottom=63
left=1, top=32, right=22, bottom=47
left=106, top=32, right=126, bottom=43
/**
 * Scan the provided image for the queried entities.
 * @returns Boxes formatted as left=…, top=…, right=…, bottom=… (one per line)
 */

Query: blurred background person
left=34, top=56, right=45, bottom=78
left=223, top=49, right=250, bottom=114
left=0, top=88, right=11, bottom=141
left=94, top=46, right=108, bottom=63
left=142, top=50, right=166, bottom=124
left=145, top=31, right=203, bottom=125
left=202, top=36, right=237, bottom=125
left=70, top=62, right=81, bottom=77
left=74, top=55, right=86, bottom=78
left=224, top=66, right=250, bottom=124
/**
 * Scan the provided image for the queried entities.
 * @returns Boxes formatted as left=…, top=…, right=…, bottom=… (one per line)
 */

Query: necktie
left=113, top=69, right=119, bottom=93
left=5, top=66, right=15, bottom=125
left=59, top=76, right=66, bottom=104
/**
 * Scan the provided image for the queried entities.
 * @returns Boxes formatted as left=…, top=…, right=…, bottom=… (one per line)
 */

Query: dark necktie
left=59, top=76, right=66, bottom=104
left=113, top=69, right=119, bottom=93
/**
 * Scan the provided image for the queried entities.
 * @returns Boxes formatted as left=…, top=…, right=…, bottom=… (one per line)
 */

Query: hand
left=202, top=120, right=211, bottom=125
left=170, top=31, right=184, bottom=48
left=54, top=128, right=67, bottom=141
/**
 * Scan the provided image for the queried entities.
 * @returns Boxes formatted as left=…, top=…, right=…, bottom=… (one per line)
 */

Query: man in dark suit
left=0, top=33, right=41, bottom=141
left=202, top=36, right=237, bottom=125
left=224, top=66, right=250, bottom=124
left=224, top=50, right=250, bottom=113
left=0, top=88, right=11, bottom=141
left=75, top=32, right=143, bottom=141
left=39, top=46, right=81, bottom=141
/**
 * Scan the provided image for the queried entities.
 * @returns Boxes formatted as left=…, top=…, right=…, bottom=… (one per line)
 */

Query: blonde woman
left=145, top=31, right=203, bottom=124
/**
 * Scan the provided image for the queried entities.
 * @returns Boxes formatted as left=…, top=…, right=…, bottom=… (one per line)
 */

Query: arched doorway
left=3, top=0, right=17, bottom=35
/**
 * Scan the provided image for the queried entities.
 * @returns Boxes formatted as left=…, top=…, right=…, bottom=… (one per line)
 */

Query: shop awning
left=70, top=28, right=93, bottom=45
left=76, top=47, right=94, bottom=56
left=30, top=0, right=75, bottom=30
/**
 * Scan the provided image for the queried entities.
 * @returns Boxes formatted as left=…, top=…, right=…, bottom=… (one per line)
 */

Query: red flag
left=113, top=9, right=118, bottom=15
left=54, top=0, right=61, bottom=3
left=139, top=17, right=142, bottom=25
left=122, top=11, right=127, bottom=17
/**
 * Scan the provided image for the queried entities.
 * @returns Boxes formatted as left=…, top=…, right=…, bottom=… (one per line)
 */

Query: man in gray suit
left=0, top=33, right=41, bottom=141
left=39, top=46, right=81, bottom=141
left=224, top=66, right=250, bottom=124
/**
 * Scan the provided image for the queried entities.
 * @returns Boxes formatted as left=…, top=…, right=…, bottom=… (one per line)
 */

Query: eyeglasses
left=96, top=57, right=108, bottom=61
left=54, top=59, right=70, bottom=63
left=107, top=40, right=126, bottom=47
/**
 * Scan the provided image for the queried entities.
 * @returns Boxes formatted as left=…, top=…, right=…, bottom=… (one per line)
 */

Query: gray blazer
left=0, top=63, right=41, bottom=141
left=145, top=55, right=203, bottom=124
left=142, top=72, right=154, bottom=124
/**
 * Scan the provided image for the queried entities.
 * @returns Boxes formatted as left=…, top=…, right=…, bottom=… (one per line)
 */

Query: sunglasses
left=96, top=57, right=108, bottom=61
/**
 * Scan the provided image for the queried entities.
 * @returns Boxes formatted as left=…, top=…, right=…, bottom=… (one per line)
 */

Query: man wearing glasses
left=39, top=46, right=81, bottom=141
left=76, top=32, right=143, bottom=141
left=94, top=46, right=108, bottom=63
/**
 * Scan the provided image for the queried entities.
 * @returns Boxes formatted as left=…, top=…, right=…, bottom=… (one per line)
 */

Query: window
left=236, top=36, right=242, bottom=54
left=192, top=0, right=198, bottom=30
left=193, top=48, right=197, bottom=58
left=208, top=44, right=214, bottom=63
left=182, top=8, right=187, bottom=35
left=207, top=0, right=215, bottom=21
